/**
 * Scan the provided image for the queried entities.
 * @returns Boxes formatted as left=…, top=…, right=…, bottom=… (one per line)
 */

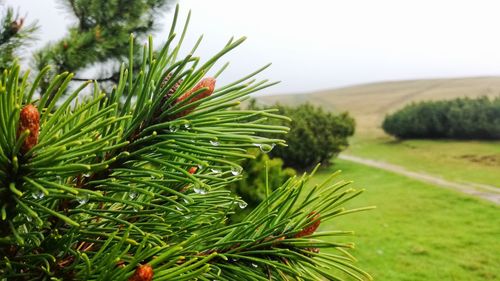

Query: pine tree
left=34, top=0, right=172, bottom=82
left=0, top=4, right=38, bottom=72
left=0, top=7, right=372, bottom=280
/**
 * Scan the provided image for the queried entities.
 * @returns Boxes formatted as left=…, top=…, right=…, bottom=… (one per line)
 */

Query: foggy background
left=5, top=0, right=500, bottom=94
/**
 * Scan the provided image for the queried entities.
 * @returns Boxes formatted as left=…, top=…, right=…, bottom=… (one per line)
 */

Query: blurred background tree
left=34, top=0, right=172, bottom=82
left=0, top=3, right=38, bottom=71
left=248, top=100, right=356, bottom=171
left=2, top=0, right=172, bottom=90
left=229, top=101, right=356, bottom=219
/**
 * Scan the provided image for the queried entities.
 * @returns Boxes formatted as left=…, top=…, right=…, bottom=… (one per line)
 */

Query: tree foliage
left=34, top=0, right=171, bottom=80
left=382, top=96, right=500, bottom=139
left=250, top=101, right=355, bottom=171
left=0, top=8, right=371, bottom=280
left=0, top=5, right=38, bottom=71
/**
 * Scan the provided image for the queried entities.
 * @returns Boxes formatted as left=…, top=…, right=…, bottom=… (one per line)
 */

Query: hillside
left=257, top=77, right=500, bottom=136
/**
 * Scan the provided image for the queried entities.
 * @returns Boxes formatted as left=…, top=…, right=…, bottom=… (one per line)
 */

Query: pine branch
left=0, top=6, right=371, bottom=280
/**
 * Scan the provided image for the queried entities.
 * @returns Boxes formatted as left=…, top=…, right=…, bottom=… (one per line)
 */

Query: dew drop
left=193, top=184, right=208, bottom=195
left=209, top=140, right=219, bottom=146
left=251, top=263, right=258, bottom=268
left=77, top=194, right=89, bottom=205
left=231, top=166, right=242, bottom=176
left=197, top=164, right=204, bottom=170
left=258, top=143, right=275, bottom=153
left=128, top=191, right=137, bottom=199
left=183, top=123, right=191, bottom=130
left=238, top=201, right=248, bottom=209
left=150, top=173, right=163, bottom=180
left=210, top=168, right=221, bottom=174
left=31, top=191, right=45, bottom=200
left=25, top=215, right=32, bottom=222
left=169, top=123, right=179, bottom=133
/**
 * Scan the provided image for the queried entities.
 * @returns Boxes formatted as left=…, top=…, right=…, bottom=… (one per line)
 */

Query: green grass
left=314, top=159, right=500, bottom=281
left=346, top=136, right=500, bottom=187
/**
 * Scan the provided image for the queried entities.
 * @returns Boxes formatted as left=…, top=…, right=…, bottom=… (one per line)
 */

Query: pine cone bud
left=154, top=74, right=184, bottom=121
left=128, top=264, right=153, bottom=281
left=174, top=77, right=216, bottom=118
left=188, top=166, right=197, bottom=174
left=18, top=104, right=40, bottom=153
left=295, top=212, right=321, bottom=238
left=161, top=73, right=184, bottom=98
left=10, top=18, right=24, bottom=34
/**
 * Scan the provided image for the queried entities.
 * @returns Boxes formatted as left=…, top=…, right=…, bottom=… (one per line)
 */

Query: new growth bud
left=174, top=77, right=216, bottom=118
left=10, top=18, right=24, bottom=33
left=189, top=166, right=198, bottom=174
left=295, top=212, right=321, bottom=238
left=128, top=264, right=153, bottom=281
left=18, top=104, right=40, bottom=153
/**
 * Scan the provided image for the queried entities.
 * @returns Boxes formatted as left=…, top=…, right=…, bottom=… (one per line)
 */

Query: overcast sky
left=5, top=0, right=500, bottom=94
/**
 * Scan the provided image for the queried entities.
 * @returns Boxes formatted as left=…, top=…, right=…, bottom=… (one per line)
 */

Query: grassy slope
left=317, top=159, right=500, bottom=281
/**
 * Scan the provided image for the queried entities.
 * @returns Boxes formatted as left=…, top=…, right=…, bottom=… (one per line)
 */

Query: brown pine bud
left=128, top=264, right=153, bottom=281
left=161, top=73, right=184, bottom=97
left=10, top=18, right=24, bottom=33
left=18, top=104, right=40, bottom=153
left=295, top=212, right=321, bottom=238
left=188, top=166, right=197, bottom=174
left=174, top=77, right=216, bottom=118
left=154, top=74, right=184, bottom=121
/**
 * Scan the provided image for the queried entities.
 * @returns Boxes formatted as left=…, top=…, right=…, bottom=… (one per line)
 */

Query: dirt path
left=339, top=154, right=500, bottom=205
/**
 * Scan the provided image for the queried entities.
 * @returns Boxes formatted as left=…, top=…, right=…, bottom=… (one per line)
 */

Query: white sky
left=5, top=0, right=500, bottom=94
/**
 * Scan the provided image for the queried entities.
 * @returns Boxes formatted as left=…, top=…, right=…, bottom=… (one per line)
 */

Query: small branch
left=68, top=0, right=85, bottom=30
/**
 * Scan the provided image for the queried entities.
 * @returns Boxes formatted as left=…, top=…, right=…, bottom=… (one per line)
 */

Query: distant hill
left=257, top=77, right=500, bottom=136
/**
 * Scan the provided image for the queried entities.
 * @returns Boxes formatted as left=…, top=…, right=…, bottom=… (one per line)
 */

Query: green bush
left=249, top=101, right=355, bottom=171
left=382, top=96, right=500, bottom=139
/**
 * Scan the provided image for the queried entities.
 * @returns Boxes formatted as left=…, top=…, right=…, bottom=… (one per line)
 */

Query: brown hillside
left=257, top=77, right=500, bottom=136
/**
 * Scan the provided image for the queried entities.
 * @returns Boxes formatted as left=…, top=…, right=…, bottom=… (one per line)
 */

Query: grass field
left=315, top=159, right=500, bottom=281
left=347, top=136, right=500, bottom=187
